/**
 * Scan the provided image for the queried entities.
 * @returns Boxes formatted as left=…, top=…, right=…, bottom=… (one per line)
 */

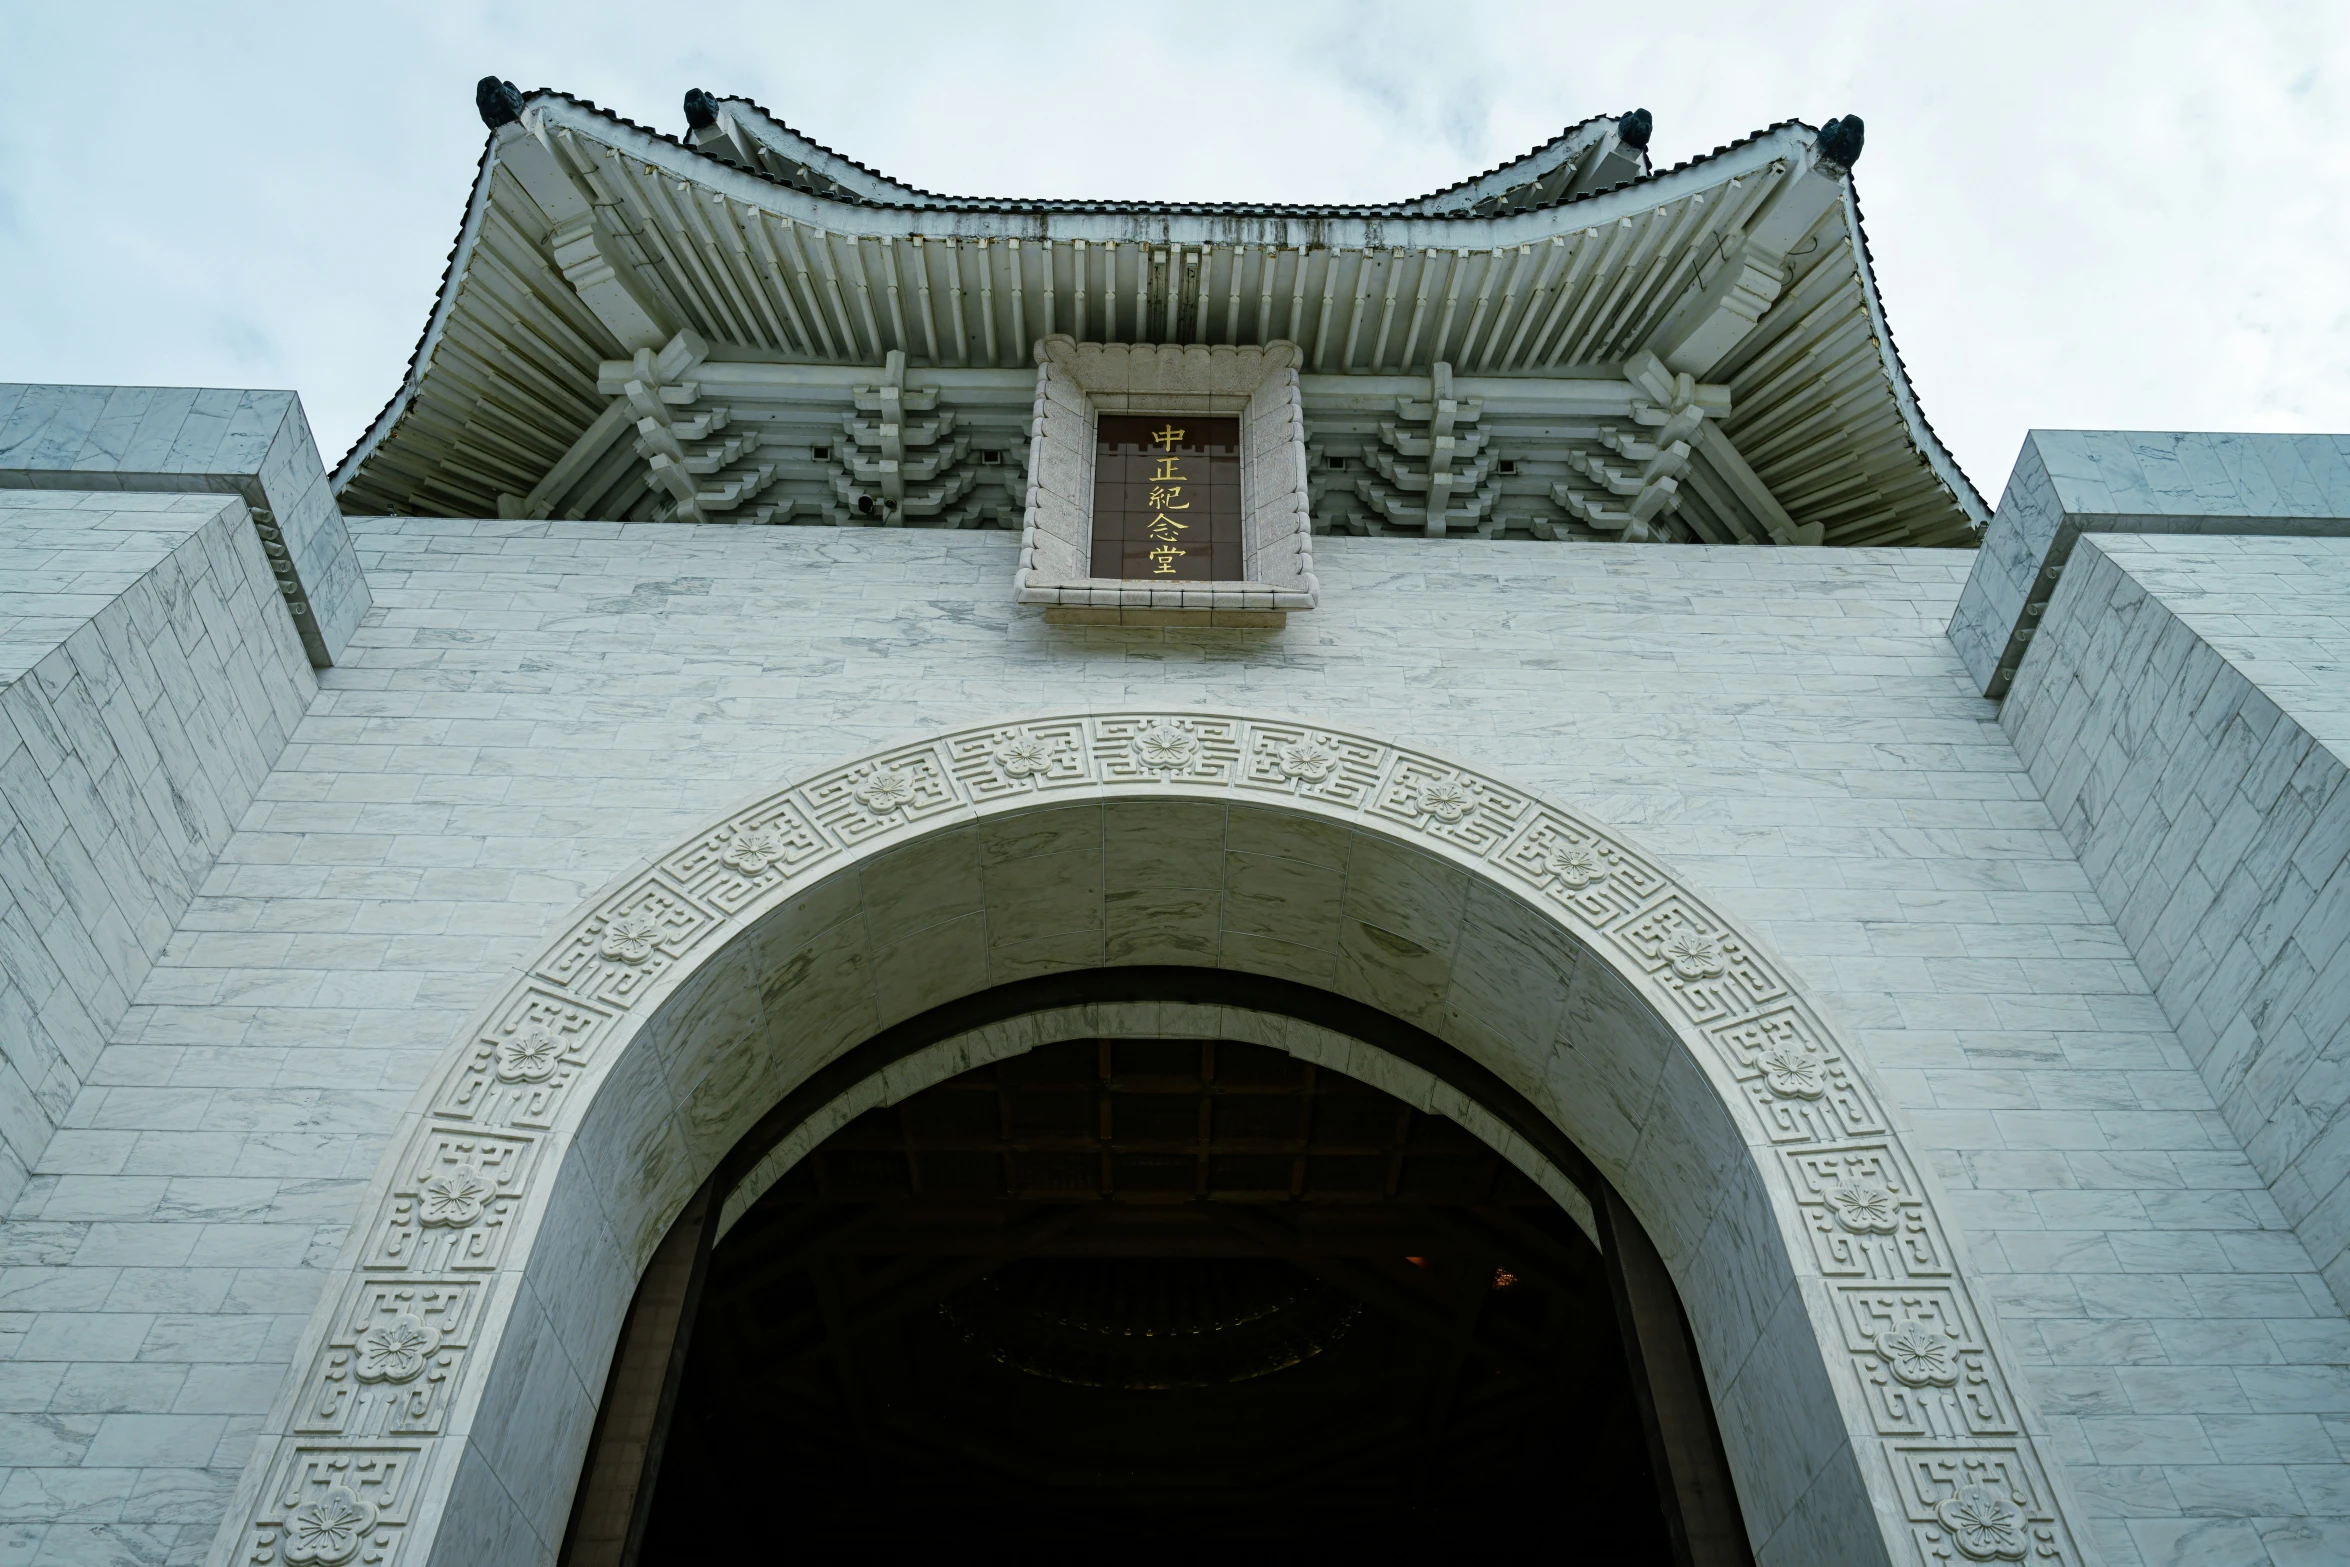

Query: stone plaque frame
left=1015, top=335, right=1316, bottom=626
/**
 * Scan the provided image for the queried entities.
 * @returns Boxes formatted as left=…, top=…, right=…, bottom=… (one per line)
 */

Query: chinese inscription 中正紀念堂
left=1145, top=423, right=1190, bottom=574
left=1090, top=416, right=1242, bottom=582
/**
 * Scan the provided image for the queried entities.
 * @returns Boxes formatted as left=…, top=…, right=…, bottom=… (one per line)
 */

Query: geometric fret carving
left=297, top=1278, right=485, bottom=1439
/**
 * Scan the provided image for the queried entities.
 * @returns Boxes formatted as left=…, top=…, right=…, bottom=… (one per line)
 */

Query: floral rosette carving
left=1412, top=775, right=1475, bottom=825
left=1132, top=721, right=1202, bottom=774
left=355, top=1314, right=441, bottom=1384
left=492, top=1023, right=560, bottom=1084
left=1876, top=1323, right=1961, bottom=1387
left=282, top=1485, right=377, bottom=1566
left=851, top=766, right=917, bottom=816
left=1935, top=1483, right=2028, bottom=1561
left=418, top=1166, right=493, bottom=1229
left=599, top=910, right=661, bottom=965
left=719, top=825, right=792, bottom=877
left=1660, top=928, right=1727, bottom=979
left=1274, top=740, right=1340, bottom=784
left=1825, top=1182, right=1899, bottom=1234
left=1755, top=1044, right=1827, bottom=1100
left=1545, top=841, right=1606, bottom=889
left=990, top=729, right=1057, bottom=780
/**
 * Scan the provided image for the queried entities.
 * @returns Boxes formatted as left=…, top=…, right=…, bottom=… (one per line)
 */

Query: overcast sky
left=4, top=3, right=2345, bottom=502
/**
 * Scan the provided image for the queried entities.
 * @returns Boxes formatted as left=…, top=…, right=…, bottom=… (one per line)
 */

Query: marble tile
left=1102, top=799, right=1225, bottom=889
left=856, top=829, right=983, bottom=944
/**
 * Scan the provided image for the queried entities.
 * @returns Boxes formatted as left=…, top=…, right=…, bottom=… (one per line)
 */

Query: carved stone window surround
left=1015, top=336, right=1316, bottom=626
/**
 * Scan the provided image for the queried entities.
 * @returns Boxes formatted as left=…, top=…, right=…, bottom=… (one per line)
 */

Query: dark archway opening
left=645, top=1035, right=1664, bottom=1557
left=560, top=969, right=1752, bottom=1566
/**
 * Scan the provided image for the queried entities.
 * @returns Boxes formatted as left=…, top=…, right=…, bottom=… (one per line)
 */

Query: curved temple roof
left=337, top=88, right=1985, bottom=549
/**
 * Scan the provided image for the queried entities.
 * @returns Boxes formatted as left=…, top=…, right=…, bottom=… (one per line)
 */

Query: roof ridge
left=715, top=93, right=957, bottom=203
left=1382, top=111, right=1620, bottom=208
left=518, top=89, right=1809, bottom=218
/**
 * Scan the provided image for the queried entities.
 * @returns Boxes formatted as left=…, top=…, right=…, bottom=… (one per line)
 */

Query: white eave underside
left=337, top=95, right=1984, bottom=549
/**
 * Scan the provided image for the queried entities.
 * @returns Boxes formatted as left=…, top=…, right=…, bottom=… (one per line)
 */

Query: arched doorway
left=642, top=1025, right=1677, bottom=1556
left=223, top=711, right=2079, bottom=1567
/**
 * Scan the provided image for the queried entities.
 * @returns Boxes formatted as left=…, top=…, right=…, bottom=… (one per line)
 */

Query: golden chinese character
left=1151, top=456, right=1184, bottom=482
left=1146, top=517, right=1186, bottom=542
left=1151, top=425, right=1185, bottom=451
left=1149, top=544, right=1185, bottom=573
left=1147, top=486, right=1189, bottom=510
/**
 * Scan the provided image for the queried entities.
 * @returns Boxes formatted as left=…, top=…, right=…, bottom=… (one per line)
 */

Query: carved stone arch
left=215, top=709, right=2082, bottom=1567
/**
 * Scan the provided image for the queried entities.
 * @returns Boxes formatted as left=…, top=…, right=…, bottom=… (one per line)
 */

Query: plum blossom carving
left=1936, top=1483, right=2028, bottom=1561
left=1660, top=928, right=1726, bottom=979
left=991, top=729, right=1056, bottom=779
left=851, top=766, right=917, bottom=815
left=1275, top=740, right=1340, bottom=783
left=1756, top=1044, right=1827, bottom=1100
left=1132, top=721, right=1201, bottom=773
left=1826, top=1182, right=1899, bottom=1234
left=1877, top=1323, right=1961, bottom=1388
left=492, top=1023, right=559, bottom=1084
left=355, top=1313, right=441, bottom=1384
left=418, top=1166, right=493, bottom=1229
left=1546, top=842, right=1606, bottom=889
left=282, top=1485, right=376, bottom=1565
left=599, top=910, right=661, bottom=964
left=1414, top=775, right=1474, bottom=824
left=719, top=825, right=791, bottom=877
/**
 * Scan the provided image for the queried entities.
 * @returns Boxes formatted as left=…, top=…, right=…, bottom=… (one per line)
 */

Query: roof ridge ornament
left=1616, top=109, right=1653, bottom=151
left=475, top=77, right=524, bottom=131
left=683, top=88, right=720, bottom=132
left=1816, top=114, right=1865, bottom=177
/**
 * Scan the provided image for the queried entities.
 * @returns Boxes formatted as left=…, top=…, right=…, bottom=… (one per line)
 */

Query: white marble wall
left=0, top=490, right=315, bottom=1220
left=0, top=386, right=372, bottom=668
left=1949, top=432, right=2350, bottom=698
left=0, top=520, right=2345, bottom=1565
left=2004, top=535, right=2350, bottom=1327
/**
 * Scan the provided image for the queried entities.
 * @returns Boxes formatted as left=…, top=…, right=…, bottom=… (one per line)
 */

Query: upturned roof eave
left=1840, top=183, right=1990, bottom=525
left=331, top=103, right=1807, bottom=490
left=332, top=136, right=501, bottom=494
left=333, top=91, right=1984, bottom=534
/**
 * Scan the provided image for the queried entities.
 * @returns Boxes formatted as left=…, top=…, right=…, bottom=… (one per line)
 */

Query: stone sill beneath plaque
left=1020, top=577, right=1305, bottom=627
left=1043, top=606, right=1287, bottom=627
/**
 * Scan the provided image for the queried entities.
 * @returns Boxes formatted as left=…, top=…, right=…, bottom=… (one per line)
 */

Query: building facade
left=0, top=82, right=2346, bottom=1565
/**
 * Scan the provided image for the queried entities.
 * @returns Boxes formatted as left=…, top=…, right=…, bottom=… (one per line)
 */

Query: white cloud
left=3, top=1, right=2344, bottom=499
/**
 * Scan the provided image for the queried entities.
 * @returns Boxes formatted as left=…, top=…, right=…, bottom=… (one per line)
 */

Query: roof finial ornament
left=1616, top=109, right=1653, bottom=151
left=1816, top=115, right=1865, bottom=176
left=683, top=88, right=721, bottom=133
left=475, top=77, right=524, bottom=130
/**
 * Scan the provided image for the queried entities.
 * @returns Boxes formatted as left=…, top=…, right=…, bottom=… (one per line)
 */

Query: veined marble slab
left=0, top=487, right=315, bottom=1211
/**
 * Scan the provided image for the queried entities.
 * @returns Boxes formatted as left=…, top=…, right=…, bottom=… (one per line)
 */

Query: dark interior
left=639, top=1037, right=1673, bottom=1558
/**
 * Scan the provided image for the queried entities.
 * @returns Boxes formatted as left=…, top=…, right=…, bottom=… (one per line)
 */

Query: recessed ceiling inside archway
left=641, top=1035, right=1674, bottom=1555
